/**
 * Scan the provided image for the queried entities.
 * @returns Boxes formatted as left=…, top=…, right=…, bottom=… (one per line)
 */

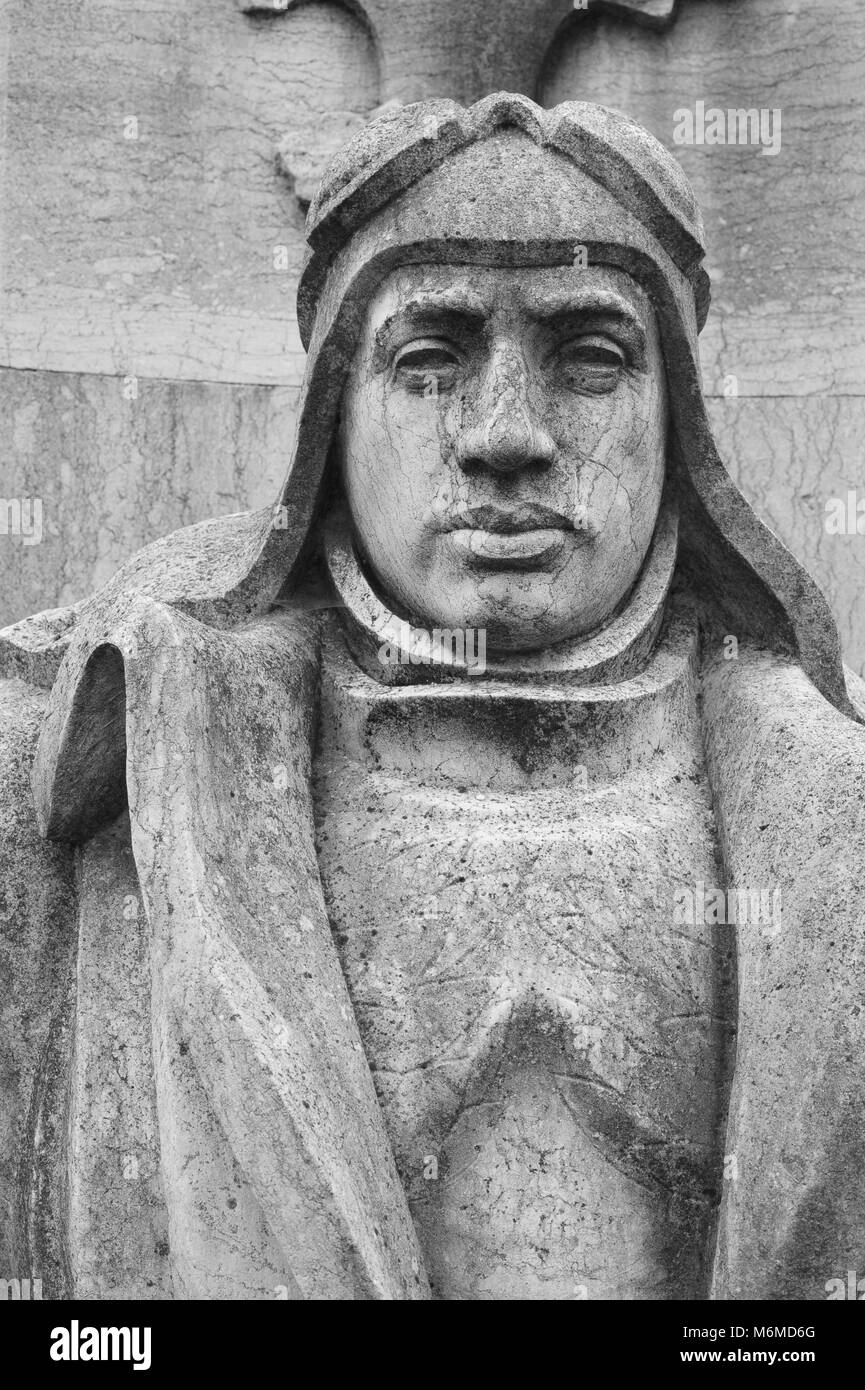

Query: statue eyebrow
left=390, top=288, right=489, bottom=320
left=372, top=291, right=488, bottom=362
left=532, top=291, right=646, bottom=331
left=370, top=288, right=648, bottom=368
left=528, top=286, right=646, bottom=322
left=535, top=297, right=648, bottom=363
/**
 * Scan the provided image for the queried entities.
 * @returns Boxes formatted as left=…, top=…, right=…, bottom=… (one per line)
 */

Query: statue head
left=261, top=94, right=841, bottom=705
left=90, top=94, right=848, bottom=710
left=305, top=98, right=697, bottom=675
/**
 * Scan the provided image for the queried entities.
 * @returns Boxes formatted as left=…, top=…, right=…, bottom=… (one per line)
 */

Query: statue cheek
left=437, top=400, right=463, bottom=471
left=374, top=388, right=446, bottom=462
left=567, top=386, right=663, bottom=470
left=575, top=466, right=620, bottom=534
left=556, top=399, right=627, bottom=462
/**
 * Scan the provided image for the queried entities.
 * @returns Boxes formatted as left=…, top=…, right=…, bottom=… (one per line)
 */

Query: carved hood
left=5, top=95, right=851, bottom=716
left=276, top=93, right=851, bottom=714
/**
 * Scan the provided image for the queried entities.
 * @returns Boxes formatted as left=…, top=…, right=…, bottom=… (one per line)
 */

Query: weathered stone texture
left=1, top=0, right=862, bottom=679
left=0, top=371, right=295, bottom=623
left=1, top=88, right=863, bottom=1302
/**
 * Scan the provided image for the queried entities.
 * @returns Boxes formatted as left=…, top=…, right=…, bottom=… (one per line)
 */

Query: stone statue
left=2, top=94, right=864, bottom=1302
left=256, top=0, right=683, bottom=206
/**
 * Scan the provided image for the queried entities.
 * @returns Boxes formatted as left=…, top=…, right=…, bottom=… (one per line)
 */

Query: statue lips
left=445, top=502, right=581, bottom=570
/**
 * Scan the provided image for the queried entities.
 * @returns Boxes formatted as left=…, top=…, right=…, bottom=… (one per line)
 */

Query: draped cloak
left=2, top=95, right=864, bottom=1300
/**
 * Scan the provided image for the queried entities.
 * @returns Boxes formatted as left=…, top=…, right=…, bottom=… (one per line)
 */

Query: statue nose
left=456, top=357, right=558, bottom=477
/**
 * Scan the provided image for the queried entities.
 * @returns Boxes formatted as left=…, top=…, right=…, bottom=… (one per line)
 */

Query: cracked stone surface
left=338, top=261, right=669, bottom=648
left=2, top=0, right=864, bottom=679
left=1, top=93, right=863, bottom=1301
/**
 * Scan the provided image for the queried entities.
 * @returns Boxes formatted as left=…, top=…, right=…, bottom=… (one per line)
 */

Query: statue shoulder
left=0, top=506, right=278, bottom=691
left=0, top=607, right=77, bottom=690
left=702, top=643, right=865, bottom=786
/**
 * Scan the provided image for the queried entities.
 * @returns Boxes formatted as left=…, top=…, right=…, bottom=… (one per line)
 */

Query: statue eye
left=556, top=335, right=628, bottom=392
left=394, top=340, right=460, bottom=394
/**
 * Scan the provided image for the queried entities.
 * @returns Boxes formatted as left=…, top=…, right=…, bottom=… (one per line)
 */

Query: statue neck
left=323, top=494, right=679, bottom=687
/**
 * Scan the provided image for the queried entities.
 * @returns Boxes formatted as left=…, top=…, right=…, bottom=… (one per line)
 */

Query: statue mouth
left=449, top=526, right=570, bottom=568
left=444, top=502, right=573, bottom=534
left=444, top=503, right=585, bottom=568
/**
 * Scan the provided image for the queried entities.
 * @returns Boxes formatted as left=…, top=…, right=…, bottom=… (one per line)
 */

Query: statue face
left=338, top=263, right=668, bottom=650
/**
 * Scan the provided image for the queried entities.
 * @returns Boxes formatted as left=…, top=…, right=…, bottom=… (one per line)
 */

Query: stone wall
left=2, top=0, right=862, bottom=672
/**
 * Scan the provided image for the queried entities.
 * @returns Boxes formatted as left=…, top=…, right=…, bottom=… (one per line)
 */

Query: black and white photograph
left=0, top=0, right=862, bottom=1358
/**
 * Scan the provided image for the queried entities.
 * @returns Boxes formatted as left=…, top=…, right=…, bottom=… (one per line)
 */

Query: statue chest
left=312, top=632, right=735, bottom=1298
